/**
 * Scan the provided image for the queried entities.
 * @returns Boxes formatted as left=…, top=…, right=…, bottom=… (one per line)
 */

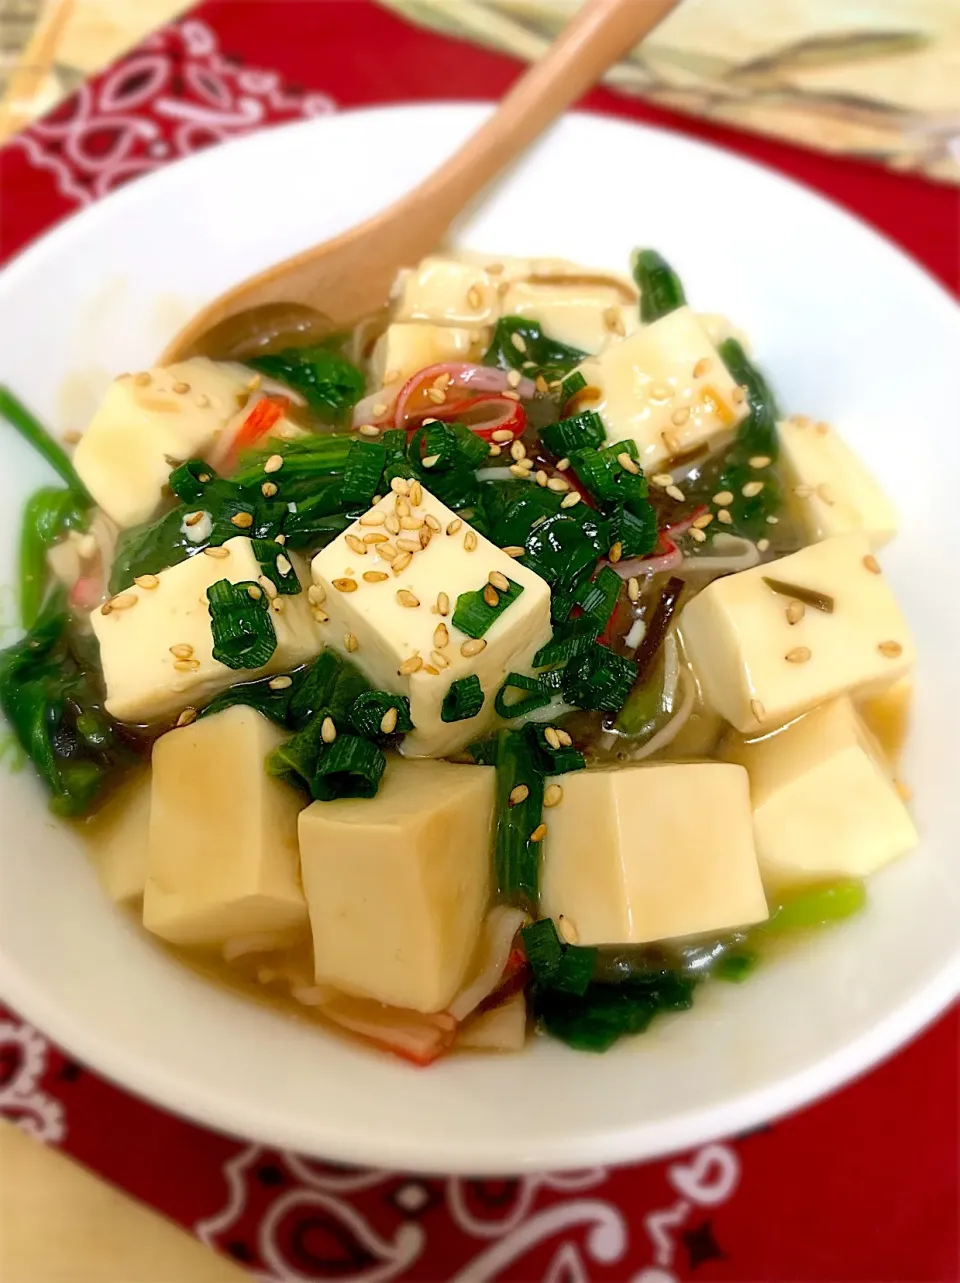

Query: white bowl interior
left=0, top=105, right=958, bottom=1173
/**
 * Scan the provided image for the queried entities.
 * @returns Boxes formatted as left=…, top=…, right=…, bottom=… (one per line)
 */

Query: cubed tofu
left=369, top=322, right=478, bottom=387
left=722, top=697, right=917, bottom=891
left=540, top=762, right=767, bottom=944
left=309, top=485, right=552, bottom=757
left=498, top=279, right=638, bottom=354
left=679, top=533, right=915, bottom=734
left=73, top=358, right=251, bottom=528
left=142, top=706, right=307, bottom=947
left=392, top=255, right=501, bottom=326
left=88, top=769, right=151, bottom=905
left=91, top=537, right=321, bottom=724
left=570, top=306, right=748, bottom=469
left=299, top=756, right=494, bottom=1013
left=780, top=416, right=897, bottom=547
left=857, top=676, right=912, bottom=765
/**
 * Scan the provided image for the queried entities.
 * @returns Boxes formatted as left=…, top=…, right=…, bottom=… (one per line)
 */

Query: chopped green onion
left=632, top=249, right=687, bottom=323
left=718, top=337, right=780, bottom=461
left=608, top=501, right=657, bottom=558
left=562, top=643, right=636, bottom=714
left=532, top=617, right=600, bottom=669
left=452, top=576, right=524, bottom=639
left=571, top=440, right=647, bottom=506
left=248, top=346, right=365, bottom=423
left=441, top=675, right=484, bottom=723
left=311, top=733, right=386, bottom=801
left=540, top=410, right=606, bottom=459
left=340, top=440, right=386, bottom=507
left=493, top=729, right=545, bottom=907
left=761, top=880, right=866, bottom=932
left=232, top=435, right=355, bottom=500
left=494, top=672, right=558, bottom=721
left=536, top=968, right=695, bottom=1053
left=558, top=370, right=587, bottom=406
left=265, top=711, right=328, bottom=791
left=521, top=920, right=564, bottom=984
left=575, top=565, right=622, bottom=630
left=348, top=690, right=413, bottom=738
left=524, top=723, right=585, bottom=775
left=289, top=650, right=370, bottom=727
left=483, top=317, right=585, bottom=377
left=553, top=945, right=598, bottom=996
left=251, top=539, right=302, bottom=595
left=168, top=459, right=216, bottom=504
left=201, top=667, right=309, bottom=726
left=0, top=385, right=92, bottom=502
left=206, top=579, right=278, bottom=670
left=449, top=423, right=491, bottom=470
left=713, top=951, right=758, bottom=983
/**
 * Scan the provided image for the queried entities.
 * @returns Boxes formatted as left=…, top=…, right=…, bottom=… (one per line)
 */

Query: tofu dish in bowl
left=0, top=248, right=916, bottom=1065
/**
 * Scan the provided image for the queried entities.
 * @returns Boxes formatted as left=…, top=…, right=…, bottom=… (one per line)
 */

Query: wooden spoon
left=163, top=0, right=679, bottom=362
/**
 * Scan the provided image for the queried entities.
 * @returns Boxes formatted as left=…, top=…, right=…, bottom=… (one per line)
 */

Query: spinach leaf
left=19, top=487, right=89, bottom=628
left=248, top=346, right=364, bottom=423
left=483, top=317, right=586, bottom=381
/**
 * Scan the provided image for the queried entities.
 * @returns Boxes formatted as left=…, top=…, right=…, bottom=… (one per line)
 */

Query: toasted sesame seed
left=396, top=538, right=421, bottom=553
left=363, top=570, right=389, bottom=584
left=510, top=439, right=527, bottom=461
left=546, top=477, right=571, bottom=495
left=398, top=654, right=423, bottom=676
left=467, top=285, right=483, bottom=309
left=557, top=915, right=578, bottom=943
left=203, top=546, right=230, bottom=559
left=430, top=648, right=451, bottom=669
left=247, top=584, right=263, bottom=600
left=173, top=658, right=200, bottom=673
left=184, top=510, right=204, bottom=527
left=749, top=455, right=771, bottom=469
left=670, top=406, right=691, bottom=427
left=374, top=706, right=397, bottom=736
left=817, top=483, right=836, bottom=506
left=509, top=784, right=529, bottom=806
left=418, top=454, right=440, bottom=472
left=321, top=716, right=337, bottom=743
left=652, top=473, right=674, bottom=488
left=529, top=823, right=547, bottom=843
left=535, top=374, right=550, bottom=394
left=503, top=546, right=526, bottom=557
left=261, top=481, right=279, bottom=498
left=109, top=593, right=137, bottom=611
left=134, top=574, right=159, bottom=590
left=490, top=428, right=514, bottom=444
left=378, top=543, right=398, bottom=561
left=397, top=589, right=420, bottom=608
left=426, top=387, right=446, bottom=404
left=390, top=477, right=409, bottom=496
left=766, top=515, right=779, bottom=525
left=463, top=530, right=478, bottom=552
left=758, top=538, right=770, bottom=552
left=372, top=402, right=389, bottom=417
left=269, top=675, right=293, bottom=691
left=786, top=646, right=812, bottom=663
left=559, top=491, right=582, bottom=510
left=264, top=454, right=284, bottom=473
left=482, top=586, right=500, bottom=610
left=616, top=452, right=639, bottom=475
left=399, top=515, right=424, bottom=531
left=416, top=514, right=438, bottom=535
left=313, top=608, right=329, bottom=623
left=863, top=554, right=881, bottom=575
left=717, top=509, right=733, bottom=525
left=732, top=385, right=747, bottom=404
left=488, top=444, right=502, bottom=458
left=230, top=511, right=254, bottom=529
left=742, top=480, right=764, bottom=498
left=649, top=381, right=672, bottom=401
left=385, top=514, right=401, bottom=535
left=170, top=643, right=194, bottom=659
left=409, top=481, right=423, bottom=506
left=62, top=428, right=82, bottom=444
left=395, top=496, right=411, bottom=518
left=544, top=783, right=563, bottom=808
left=134, top=371, right=152, bottom=386
left=437, top=591, right=450, bottom=616
left=446, top=518, right=462, bottom=536
left=344, top=633, right=359, bottom=652
left=506, top=369, right=522, bottom=389
left=333, top=577, right=358, bottom=592
left=751, top=699, right=765, bottom=722
left=461, top=638, right=487, bottom=658
left=627, top=577, right=640, bottom=602
left=172, top=380, right=191, bottom=395
left=430, top=624, right=448, bottom=653
left=878, top=640, right=903, bottom=658
left=358, top=423, right=381, bottom=437
left=690, top=527, right=707, bottom=543
left=176, top=707, right=198, bottom=727
left=544, top=726, right=561, bottom=750
left=503, top=389, right=521, bottom=402
left=486, top=262, right=504, bottom=275
left=258, top=575, right=278, bottom=600
left=510, top=332, right=527, bottom=353
left=509, top=464, right=530, bottom=479
left=608, top=541, right=623, bottom=563
left=665, top=484, right=685, bottom=502
left=486, top=570, right=508, bottom=593
left=693, top=512, right=714, bottom=530
left=555, top=728, right=573, bottom=747
left=786, top=600, right=805, bottom=625
left=419, top=527, right=433, bottom=550
left=271, top=597, right=285, bottom=615
left=363, top=532, right=388, bottom=545
left=345, top=534, right=368, bottom=556
left=392, top=551, right=413, bottom=574
left=713, top=490, right=734, bottom=506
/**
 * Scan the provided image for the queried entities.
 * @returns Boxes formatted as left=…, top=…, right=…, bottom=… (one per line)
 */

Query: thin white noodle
left=627, top=669, right=695, bottom=762
left=221, top=932, right=298, bottom=963
left=662, top=633, right=680, bottom=709
left=475, top=467, right=521, bottom=482
left=681, top=534, right=760, bottom=575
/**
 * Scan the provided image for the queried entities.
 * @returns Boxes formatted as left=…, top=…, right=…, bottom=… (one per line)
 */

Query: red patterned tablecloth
left=1, top=6, right=958, bottom=1280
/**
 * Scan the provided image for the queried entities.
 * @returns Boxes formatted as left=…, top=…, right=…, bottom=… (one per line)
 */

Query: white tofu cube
left=541, top=762, right=767, bottom=944
left=857, top=676, right=912, bottom=765
left=679, top=533, right=915, bottom=733
left=369, top=322, right=478, bottom=387
left=143, top=706, right=308, bottom=947
left=299, top=756, right=494, bottom=1013
left=88, top=769, right=151, bottom=905
left=779, top=416, right=897, bottom=547
left=723, top=697, right=917, bottom=891
left=571, top=306, right=748, bottom=469
left=392, top=255, right=501, bottom=326
left=91, top=537, right=322, bottom=724
left=309, top=485, right=552, bottom=757
left=73, top=358, right=251, bottom=528
left=498, top=279, right=638, bottom=354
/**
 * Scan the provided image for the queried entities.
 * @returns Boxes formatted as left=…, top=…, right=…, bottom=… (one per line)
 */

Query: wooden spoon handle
left=400, top=0, right=679, bottom=233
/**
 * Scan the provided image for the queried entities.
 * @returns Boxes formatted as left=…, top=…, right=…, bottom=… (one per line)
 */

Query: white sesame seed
left=446, top=519, right=462, bottom=536
left=380, top=706, right=399, bottom=734
left=617, top=452, right=639, bottom=474
left=203, top=546, right=230, bottom=559
left=463, top=530, right=478, bottom=552
left=557, top=914, right=578, bottom=943
left=690, top=527, right=707, bottom=542
left=717, top=508, right=733, bottom=525
left=510, top=332, right=527, bottom=353
left=544, top=726, right=561, bottom=749
left=713, top=490, right=734, bottom=506
left=108, top=593, right=137, bottom=611
left=502, top=546, right=526, bottom=557
left=176, top=708, right=198, bottom=728
left=321, top=717, right=337, bottom=743
left=786, top=600, right=805, bottom=625
left=345, top=534, right=368, bottom=556
left=358, top=423, right=381, bottom=437
left=269, top=675, right=293, bottom=690
left=398, top=654, right=423, bottom=676
left=392, top=551, right=413, bottom=573
left=560, top=491, right=581, bottom=508
left=264, top=454, right=284, bottom=473
left=758, top=538, right=770, bottom=552
left=506, top=369, right=522, bottom=388
left=344, top=633, right=359, bottom=652
left=547, top=477, right=570, bottom=493
left=749, top=455, right=771, bottom=469
left=529, top=823, right=547, bottom=843
left=544, top=783, right=564, bottom=808
left=460, top=638, right=487, bottom=658
left=363, top=570, right=389, bottom=583
left=396, top=538, right=421, bottom=553
left=509, top=464, right=531, bottom=479
left=491, top=429, right=514, bottom=443
left=665, top=485, right=685, bottom=502
left=556, top=457, right=571, bottom=472
left=652, top=473, right=674, bottom=488
left=397, top=589, right=420, bottom=608
left=258, top=575, right=278, bottom=600
left=785, top=646, right=812, bottom=664
left=510, top=439, right=527, bottom=461
left=535, top=470, right=548, bottom=488
left=555, top=729, right=573, bottom=747
left=261, top=481, right=278, bottom=498
left=359, top=511, right=385, bottom=527
left=437, top=592, right=450, bottom=616
left=390, top=476, right=409, bottom=495
left=627, top=577, right=640, bottom=602
left=509, top=784, right=529, bottom=806
left=134, top=574, right=159, bottom=590
left=741, top=481, right=764, bottom=498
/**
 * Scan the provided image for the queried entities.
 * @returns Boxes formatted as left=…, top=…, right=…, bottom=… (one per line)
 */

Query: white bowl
left=1, top=105, right=958, bottom=1174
